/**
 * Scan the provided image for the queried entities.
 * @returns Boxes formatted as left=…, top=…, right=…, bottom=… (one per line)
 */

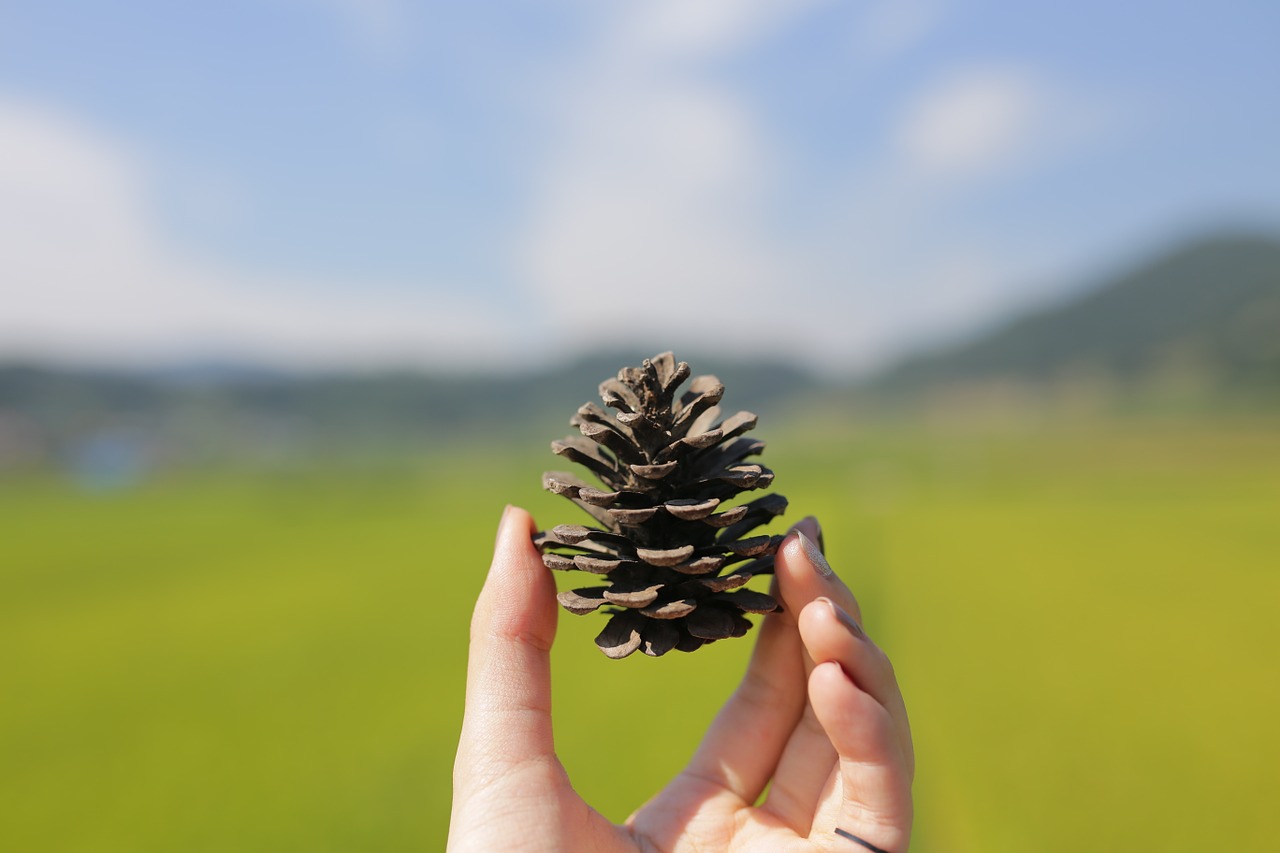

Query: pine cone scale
left=663, top=497, right=721, bottom=519
left=641, top=599, right=697, bottom=619
left=596, top=612, right=645, bottom=658
left=678, top=572, right=752, bottom=594
left=557, top=588, right=607, bottom=613
left=685, top=606, right=736, bottom=640
left=641, top=620, right=681, bottom=657
left=634, top=544, right=696, bottom=567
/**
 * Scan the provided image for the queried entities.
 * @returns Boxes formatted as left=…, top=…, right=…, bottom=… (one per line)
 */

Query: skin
left=448, top=506, right=914, bottom=852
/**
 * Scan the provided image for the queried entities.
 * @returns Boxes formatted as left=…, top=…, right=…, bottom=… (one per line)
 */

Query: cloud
left=895, top=66, right=1047, bottom=178
left=521, top=80, right=785, bottom=332
left=516, top=6, right=1076, bottom=374
left=891, top=64, right=1112, bottom=187
left=518, top=1, right=825, bottom=361
left=790, top=69, right=1110, bottom=368
left=516, top=3, right=1063, bottom=373
left=619, top=0, right=828, bottom=62
left=1, top=7, right=1123, bottom=378
left=0, top=95, right=515, bottom=370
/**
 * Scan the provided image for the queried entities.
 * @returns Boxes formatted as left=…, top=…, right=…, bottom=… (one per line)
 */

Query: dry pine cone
left=535, top=352, right=787, bottom=658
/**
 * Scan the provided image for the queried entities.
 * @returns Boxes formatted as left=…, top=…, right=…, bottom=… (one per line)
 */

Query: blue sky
left=2, top=0, right=1278, bottom=374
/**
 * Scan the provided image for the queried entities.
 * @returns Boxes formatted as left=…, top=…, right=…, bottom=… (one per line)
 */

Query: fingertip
left=494, top=504, right=537, bottom=550
left=777, top=522, right=829, bottom=580
left=809, top=659, right=853, bottom=698
left=807, top=660, right=861, bottom=736
left=789, top=515, right=822, bottom=544
left=809, top=661, right=901, bottom=769
left=486, top=502, right=542, bottom=581
left=478, top=504, right=556, bottom=643
left=775, top=517, right=818, bottom=579
left=809, top=665, right=860, bottom=737
left=808, top=658, right=882, bottom=732
left=799, top=597, right=865, bottom=648
left=774, top=537, right=812, bottom=617
left=775, top=525, right=864, bottom=626
left=775, top=527, right=808, bottom=579
left=796, top=597, right=828, bottom=647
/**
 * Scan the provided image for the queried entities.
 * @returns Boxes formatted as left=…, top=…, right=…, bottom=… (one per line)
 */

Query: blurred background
left=2, top=1, right=1278, bottom=850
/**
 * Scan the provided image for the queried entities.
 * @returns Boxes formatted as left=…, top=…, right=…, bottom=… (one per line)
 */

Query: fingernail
left=804, top=515, right=825, bottom=553
left=817, top=596, right=864, bottom=638
left=796, top=530, right=833, bottom=578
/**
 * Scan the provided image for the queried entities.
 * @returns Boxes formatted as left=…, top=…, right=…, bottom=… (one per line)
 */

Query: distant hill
left=5, top=231, right=1279, bottom=472
left=866, top=233, right=1280, bottom=401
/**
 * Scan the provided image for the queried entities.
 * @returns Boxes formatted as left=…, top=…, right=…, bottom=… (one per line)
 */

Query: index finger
left=454, top=506, right=560, bottom=789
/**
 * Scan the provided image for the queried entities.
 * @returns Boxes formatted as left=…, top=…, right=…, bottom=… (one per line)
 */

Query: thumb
left=454, top=505, right=559, bottom=787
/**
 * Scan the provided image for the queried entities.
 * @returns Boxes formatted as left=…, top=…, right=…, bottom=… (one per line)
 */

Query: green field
left=3, top=417, right=1278, bottom=851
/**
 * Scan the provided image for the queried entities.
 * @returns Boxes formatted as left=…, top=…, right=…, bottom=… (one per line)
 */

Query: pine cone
left=535, top=352, right=787, bottom=659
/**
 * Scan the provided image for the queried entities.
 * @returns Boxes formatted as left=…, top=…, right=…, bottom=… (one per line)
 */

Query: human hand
left=447, top=506, right=913, bottom=852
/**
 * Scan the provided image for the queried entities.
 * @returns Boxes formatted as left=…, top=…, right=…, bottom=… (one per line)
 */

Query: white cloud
left=1, top=7, right=1123, bottom=378
left=518, top=1, right=823, bottom=361
left=516, top=2, right=1066, bottom=373
left=516, top=7, right=1080, bottom=374
left=891, top=64, right=1113, bottom=188
left=620, top=0, right=827, bottom=62
left=0, top=95, right=513, bottom=370
left=896, top=66, right=1046, bottom=178
left=522, top=80, right=784, bottom=324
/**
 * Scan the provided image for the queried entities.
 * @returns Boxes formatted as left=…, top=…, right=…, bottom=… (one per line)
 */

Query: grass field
left=2, top=416, right=1278, bottom=851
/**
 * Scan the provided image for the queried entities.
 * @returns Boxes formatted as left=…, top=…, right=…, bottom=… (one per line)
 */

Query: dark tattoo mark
left=835, top=827, right=891, bottom=853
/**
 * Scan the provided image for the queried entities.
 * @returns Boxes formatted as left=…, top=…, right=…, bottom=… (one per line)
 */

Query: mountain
left=866, top=233, right=1280, bottom=400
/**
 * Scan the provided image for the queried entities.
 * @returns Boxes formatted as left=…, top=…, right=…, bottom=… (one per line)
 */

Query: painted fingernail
left=818, top=596, right=864, bottom=638
left=805, top=515, right=825, bottom=553
left=796, top=530, right=833, bottom=577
